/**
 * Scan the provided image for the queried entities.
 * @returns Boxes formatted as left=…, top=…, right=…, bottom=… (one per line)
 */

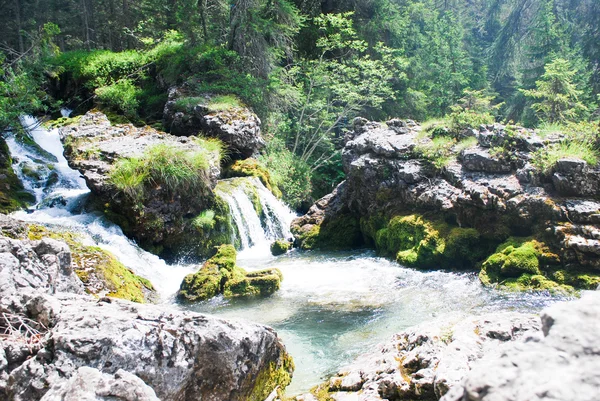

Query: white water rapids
left=5, top=117, right=568, bottom=395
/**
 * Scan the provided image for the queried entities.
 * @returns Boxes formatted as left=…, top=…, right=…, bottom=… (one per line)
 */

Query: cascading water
left=6, top=116, right=195, bottom=298
left=215, top=177, right=296, bottom=261
left=4, top=116, right=570, bottom=396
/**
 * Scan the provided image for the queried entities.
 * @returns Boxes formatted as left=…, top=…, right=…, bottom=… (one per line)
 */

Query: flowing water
left=5, top=117, right=569, bottom=395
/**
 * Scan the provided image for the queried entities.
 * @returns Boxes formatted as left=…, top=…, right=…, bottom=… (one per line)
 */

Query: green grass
left=536, top=121, right=564, bottom=138
left=193, top=210, right=216, bottom=231
left=195, top=137, right=227, bottom=162
left=173, top=97, right=206, bottom=112
left=454, top=137, right=478, bottom=153
left=208, top=95, right=243, bottom=111
left=415, top=136, right=456, bottom=169
left=532, top=140, right=599, bottom=173
left=109, top=144, right=212, bottom=201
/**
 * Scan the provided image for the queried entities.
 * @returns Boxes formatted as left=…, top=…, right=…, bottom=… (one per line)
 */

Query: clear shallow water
left=182, top=249, right=567, bottom=394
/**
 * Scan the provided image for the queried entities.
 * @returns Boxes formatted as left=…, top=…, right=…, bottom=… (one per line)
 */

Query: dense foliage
left=1, top=0, right=599, bottom=209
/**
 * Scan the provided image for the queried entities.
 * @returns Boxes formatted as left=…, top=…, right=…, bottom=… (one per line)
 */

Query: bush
left=414, top=136, right=455, bottom=169
left=95, top=79, right=141, bottom=119
left=449, top=109, right=494, bottom=133
left=259, top=139, right=312, bottom=210
left=109, top=144, right=213, bottom=201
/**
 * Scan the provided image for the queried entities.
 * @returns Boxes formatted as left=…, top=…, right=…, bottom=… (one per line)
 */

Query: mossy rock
left=372, top=214, right=488, bottom=269
left=178, top=244, right=283, bottom=302
left=27, top=224, right=156, bottom=303
left=246, top=349, right=294, bottom=401
left=479, top=237, right=574, bottom=292
left=224, top=158, right=282, bottom=198
left=294, top=214, right=363, bottom=251
left=0, top=137, right=35, bottom=214
left=270, top=239, right=291, bottom=256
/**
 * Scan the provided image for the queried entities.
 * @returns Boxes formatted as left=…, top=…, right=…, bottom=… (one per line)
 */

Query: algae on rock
left=27, top=224, right=157, bottom=303
left=178, top=244, right=283, bottom=302
left=270, top=239, right=291, bottom=256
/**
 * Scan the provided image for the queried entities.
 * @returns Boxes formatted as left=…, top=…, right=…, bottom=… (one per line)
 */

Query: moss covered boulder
left=27, top=224, right=157, bottom=303
left=370, top=214, right=488, bottom=269
left=270, top=239, right=291, bottom=256
left=224, top=158, right=282, bottom=198
left=178, top=244, right=283, bottom=302
left=0, top=136, right=35, bottom=213
left=478, top=237, right=585, bottom=293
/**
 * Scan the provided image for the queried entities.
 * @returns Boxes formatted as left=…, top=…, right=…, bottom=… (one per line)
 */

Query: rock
left=270, top=239, right=291, bottom=256
left=60, top=111, right=234, bottom=261
left=460, top=148, right=511, bottom=173
left=0, top=218, right=293, bottom=401
left=442, top=292, right=600, bottom=401
left=40, top=367, right=160, bottom=401
left=292, top=117, right=600, bottom=289
left=0, top=137, right=35, bottom=214
left=551, top=158, right=600, bottom=197
left=178, top=244, right=283, bottom=302
left=4, top=294, right=293, bottom=401
left=163, top=89, right=265, bottom=158
left=314, top=313, right=540, bottom=401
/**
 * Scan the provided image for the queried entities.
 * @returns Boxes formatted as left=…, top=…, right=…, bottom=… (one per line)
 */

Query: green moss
left=224, top=158, right=282, bottom=198
left=27, top=225, right=155, bottom=303
left=270, top=239, right=291, bottom=256
left=372, top=214, right=485, bottom=269
left=178, top=245, right=283, bottom=302
left=0, top=137, right=35, bottom=214
left=293, top=214, right=363, bottom=251
left=246, top=351, right=294, bottom=401
left=43, top=115, right=82, bottom=129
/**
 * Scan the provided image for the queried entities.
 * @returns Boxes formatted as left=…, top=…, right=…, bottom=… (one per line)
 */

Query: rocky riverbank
left=292, top=118, right=600, bottom=292
left=298, top=290, right=599, bottom=401
left=0, top=214, right=293, bottom=401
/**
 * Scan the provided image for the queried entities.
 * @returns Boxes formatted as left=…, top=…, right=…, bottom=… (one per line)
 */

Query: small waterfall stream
left=216, top=177, right=296, bottom=263
left=4, top=116, right=568, bottom=395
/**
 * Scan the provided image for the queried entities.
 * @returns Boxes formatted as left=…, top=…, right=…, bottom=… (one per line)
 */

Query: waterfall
left=5, top=116, right=195, bottom=300
left=216, top=177, right=296, bottom=259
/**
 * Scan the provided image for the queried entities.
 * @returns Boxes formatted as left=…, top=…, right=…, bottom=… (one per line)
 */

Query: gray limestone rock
left=442, top=292, right=600, bottom=401
left=40, top=367, right=159, bottom=401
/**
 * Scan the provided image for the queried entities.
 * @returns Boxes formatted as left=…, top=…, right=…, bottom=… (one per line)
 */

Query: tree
left=279, top=13, right=402, bottom=170
left=521, top=58, right=588, bottom=123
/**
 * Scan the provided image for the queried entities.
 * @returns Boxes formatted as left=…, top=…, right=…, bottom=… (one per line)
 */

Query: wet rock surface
left=0, top=215, right=293, bottom=401
left=163, top=88, right=265, bottom=159
left=303, top=292, right=600, bottom=401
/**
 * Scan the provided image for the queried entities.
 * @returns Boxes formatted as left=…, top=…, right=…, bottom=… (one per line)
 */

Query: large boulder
left=60, top=111, right=235, bottom=261
left=163, top=88, right=265, bottom=159
left=4, top=294, right=293, bottom=401
left=442, top=291, right=600, bottom=401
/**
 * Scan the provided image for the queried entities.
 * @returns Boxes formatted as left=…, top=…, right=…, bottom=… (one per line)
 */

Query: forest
left=1, top=0, right=599, bottom=209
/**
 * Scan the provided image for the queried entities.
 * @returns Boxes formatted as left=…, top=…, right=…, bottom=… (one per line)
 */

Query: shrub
left=109, top=144, right=213, bottom=201
left=95, top=79, right=141, bottom=119
left=259, top=139, right=312, bottom=210
left=449, top=109, right=494, bottom=133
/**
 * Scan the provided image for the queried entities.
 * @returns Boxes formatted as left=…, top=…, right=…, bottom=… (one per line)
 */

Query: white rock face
left=442, top=291, right=600, bottom=401
left=40, top=367, right=160, bottom=401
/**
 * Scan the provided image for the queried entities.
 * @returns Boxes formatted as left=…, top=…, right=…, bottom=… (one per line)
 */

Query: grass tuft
left=109, top=144, right=214, bottom=201
left=532, top=140, right=599, bottom=173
